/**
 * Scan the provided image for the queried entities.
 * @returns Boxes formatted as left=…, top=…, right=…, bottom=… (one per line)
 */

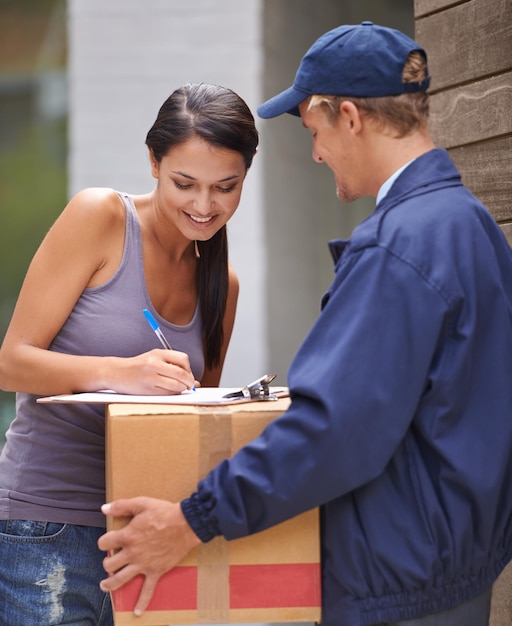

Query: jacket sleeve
left=182, top=245, right=451, bottom=541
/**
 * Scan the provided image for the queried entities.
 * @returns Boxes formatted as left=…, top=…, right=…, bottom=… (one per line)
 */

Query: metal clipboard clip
left=222, top=374, right=278, bottom=401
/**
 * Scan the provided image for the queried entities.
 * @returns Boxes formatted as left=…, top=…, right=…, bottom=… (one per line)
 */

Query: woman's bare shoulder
left=65, top=187, right=125, bottom=223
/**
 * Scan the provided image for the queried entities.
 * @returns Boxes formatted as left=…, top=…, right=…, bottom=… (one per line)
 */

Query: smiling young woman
left=0, top=82, right=258, bottom=626
left=145, top=84, right=259, bottom=379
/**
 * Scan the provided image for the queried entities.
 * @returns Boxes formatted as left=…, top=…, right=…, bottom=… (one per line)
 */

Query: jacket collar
left=328, top=148, right=462, bottom=264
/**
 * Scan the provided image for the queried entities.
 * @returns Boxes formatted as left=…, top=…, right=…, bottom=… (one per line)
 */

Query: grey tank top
left=0, top=192, right=204, bottom=527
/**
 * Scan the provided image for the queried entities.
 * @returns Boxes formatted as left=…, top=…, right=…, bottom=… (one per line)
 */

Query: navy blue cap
left=257, top=21, right=430, bottom=119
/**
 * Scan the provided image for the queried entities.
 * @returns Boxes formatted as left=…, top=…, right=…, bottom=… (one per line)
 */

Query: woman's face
left=150, top=136, right=247, bottom=241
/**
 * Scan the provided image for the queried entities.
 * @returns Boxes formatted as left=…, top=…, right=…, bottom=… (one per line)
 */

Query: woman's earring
left=194, top=240, right=200, bottom=259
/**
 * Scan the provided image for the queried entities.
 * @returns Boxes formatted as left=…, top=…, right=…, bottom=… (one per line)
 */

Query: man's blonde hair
left=308, top=51, right=429, bottom=137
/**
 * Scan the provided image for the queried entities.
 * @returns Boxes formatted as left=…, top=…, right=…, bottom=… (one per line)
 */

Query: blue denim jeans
left=0, top=520, right=113, bottom=626
left=378, top=586, right=492, bottom=626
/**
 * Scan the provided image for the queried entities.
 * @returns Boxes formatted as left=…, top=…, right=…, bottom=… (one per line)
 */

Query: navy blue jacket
left=183, top=149, right=512, bottom=625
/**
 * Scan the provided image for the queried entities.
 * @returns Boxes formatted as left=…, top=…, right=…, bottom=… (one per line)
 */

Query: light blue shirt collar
left=376, top=159, right=415, bottom=206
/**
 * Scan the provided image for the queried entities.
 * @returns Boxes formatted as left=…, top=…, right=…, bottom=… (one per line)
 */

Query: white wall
left=68, top=0, right=266, bottom=386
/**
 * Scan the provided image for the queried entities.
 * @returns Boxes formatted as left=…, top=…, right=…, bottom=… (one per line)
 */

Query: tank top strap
left=116, top=191, right=139, bottom=241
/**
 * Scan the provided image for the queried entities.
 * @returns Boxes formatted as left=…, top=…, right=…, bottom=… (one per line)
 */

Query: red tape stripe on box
left=230, top=563, right=321, bottom=608
left=113, top=563, right=320, bottom=611
left=112, top=567, right=197, bottom=611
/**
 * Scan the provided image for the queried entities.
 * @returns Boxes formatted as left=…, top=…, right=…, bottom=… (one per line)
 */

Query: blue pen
left=143, top=308, right=172, bottom=350
left=143, top=309, right=196, bottom=391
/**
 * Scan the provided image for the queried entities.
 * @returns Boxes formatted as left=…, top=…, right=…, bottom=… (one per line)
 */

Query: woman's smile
left=185, top=212, right=217, bottom=226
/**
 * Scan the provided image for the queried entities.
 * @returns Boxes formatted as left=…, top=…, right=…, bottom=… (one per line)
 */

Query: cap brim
left=257, top=85, right=308, bottom=119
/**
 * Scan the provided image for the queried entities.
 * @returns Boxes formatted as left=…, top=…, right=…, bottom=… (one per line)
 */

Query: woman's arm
left=0, top=188, right=195, bottom=396
left=200, top=264, right=239, bottom=387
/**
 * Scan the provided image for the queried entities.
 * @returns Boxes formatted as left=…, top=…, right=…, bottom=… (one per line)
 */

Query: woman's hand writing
left=104, top=349, right=197, bottom=395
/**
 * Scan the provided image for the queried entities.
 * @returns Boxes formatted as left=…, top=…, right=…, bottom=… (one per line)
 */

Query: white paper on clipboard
left=37, top=386, right=289, bottom=406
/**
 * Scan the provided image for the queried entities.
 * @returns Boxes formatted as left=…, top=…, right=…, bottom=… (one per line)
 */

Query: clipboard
left=37, top=374, right=289, bottom=406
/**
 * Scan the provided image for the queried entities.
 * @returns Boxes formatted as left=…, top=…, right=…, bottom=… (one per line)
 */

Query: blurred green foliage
left=0, top=0, right=67, bottom=443
left=0, top=120, right=66, bottom=320
left=0, top=117, right=67, bottom=442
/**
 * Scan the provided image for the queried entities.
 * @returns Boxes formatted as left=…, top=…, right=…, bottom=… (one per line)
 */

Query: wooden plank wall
left=414, top=0, right=512, bottom=229
left=415, top=2, right=512, bottom=623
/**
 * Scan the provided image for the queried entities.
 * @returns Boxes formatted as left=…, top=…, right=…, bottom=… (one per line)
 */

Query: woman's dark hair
left=145, top=83, right=259, bottom=371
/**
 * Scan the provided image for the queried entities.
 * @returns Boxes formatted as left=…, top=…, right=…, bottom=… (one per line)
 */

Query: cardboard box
left=106, top=397, right=321, bottom=625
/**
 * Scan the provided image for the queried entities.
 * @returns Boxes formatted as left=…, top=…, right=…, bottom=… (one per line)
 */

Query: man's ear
left=148, top=148, right=159, bottom=179
left=339, top=100, right=363, bottom=134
